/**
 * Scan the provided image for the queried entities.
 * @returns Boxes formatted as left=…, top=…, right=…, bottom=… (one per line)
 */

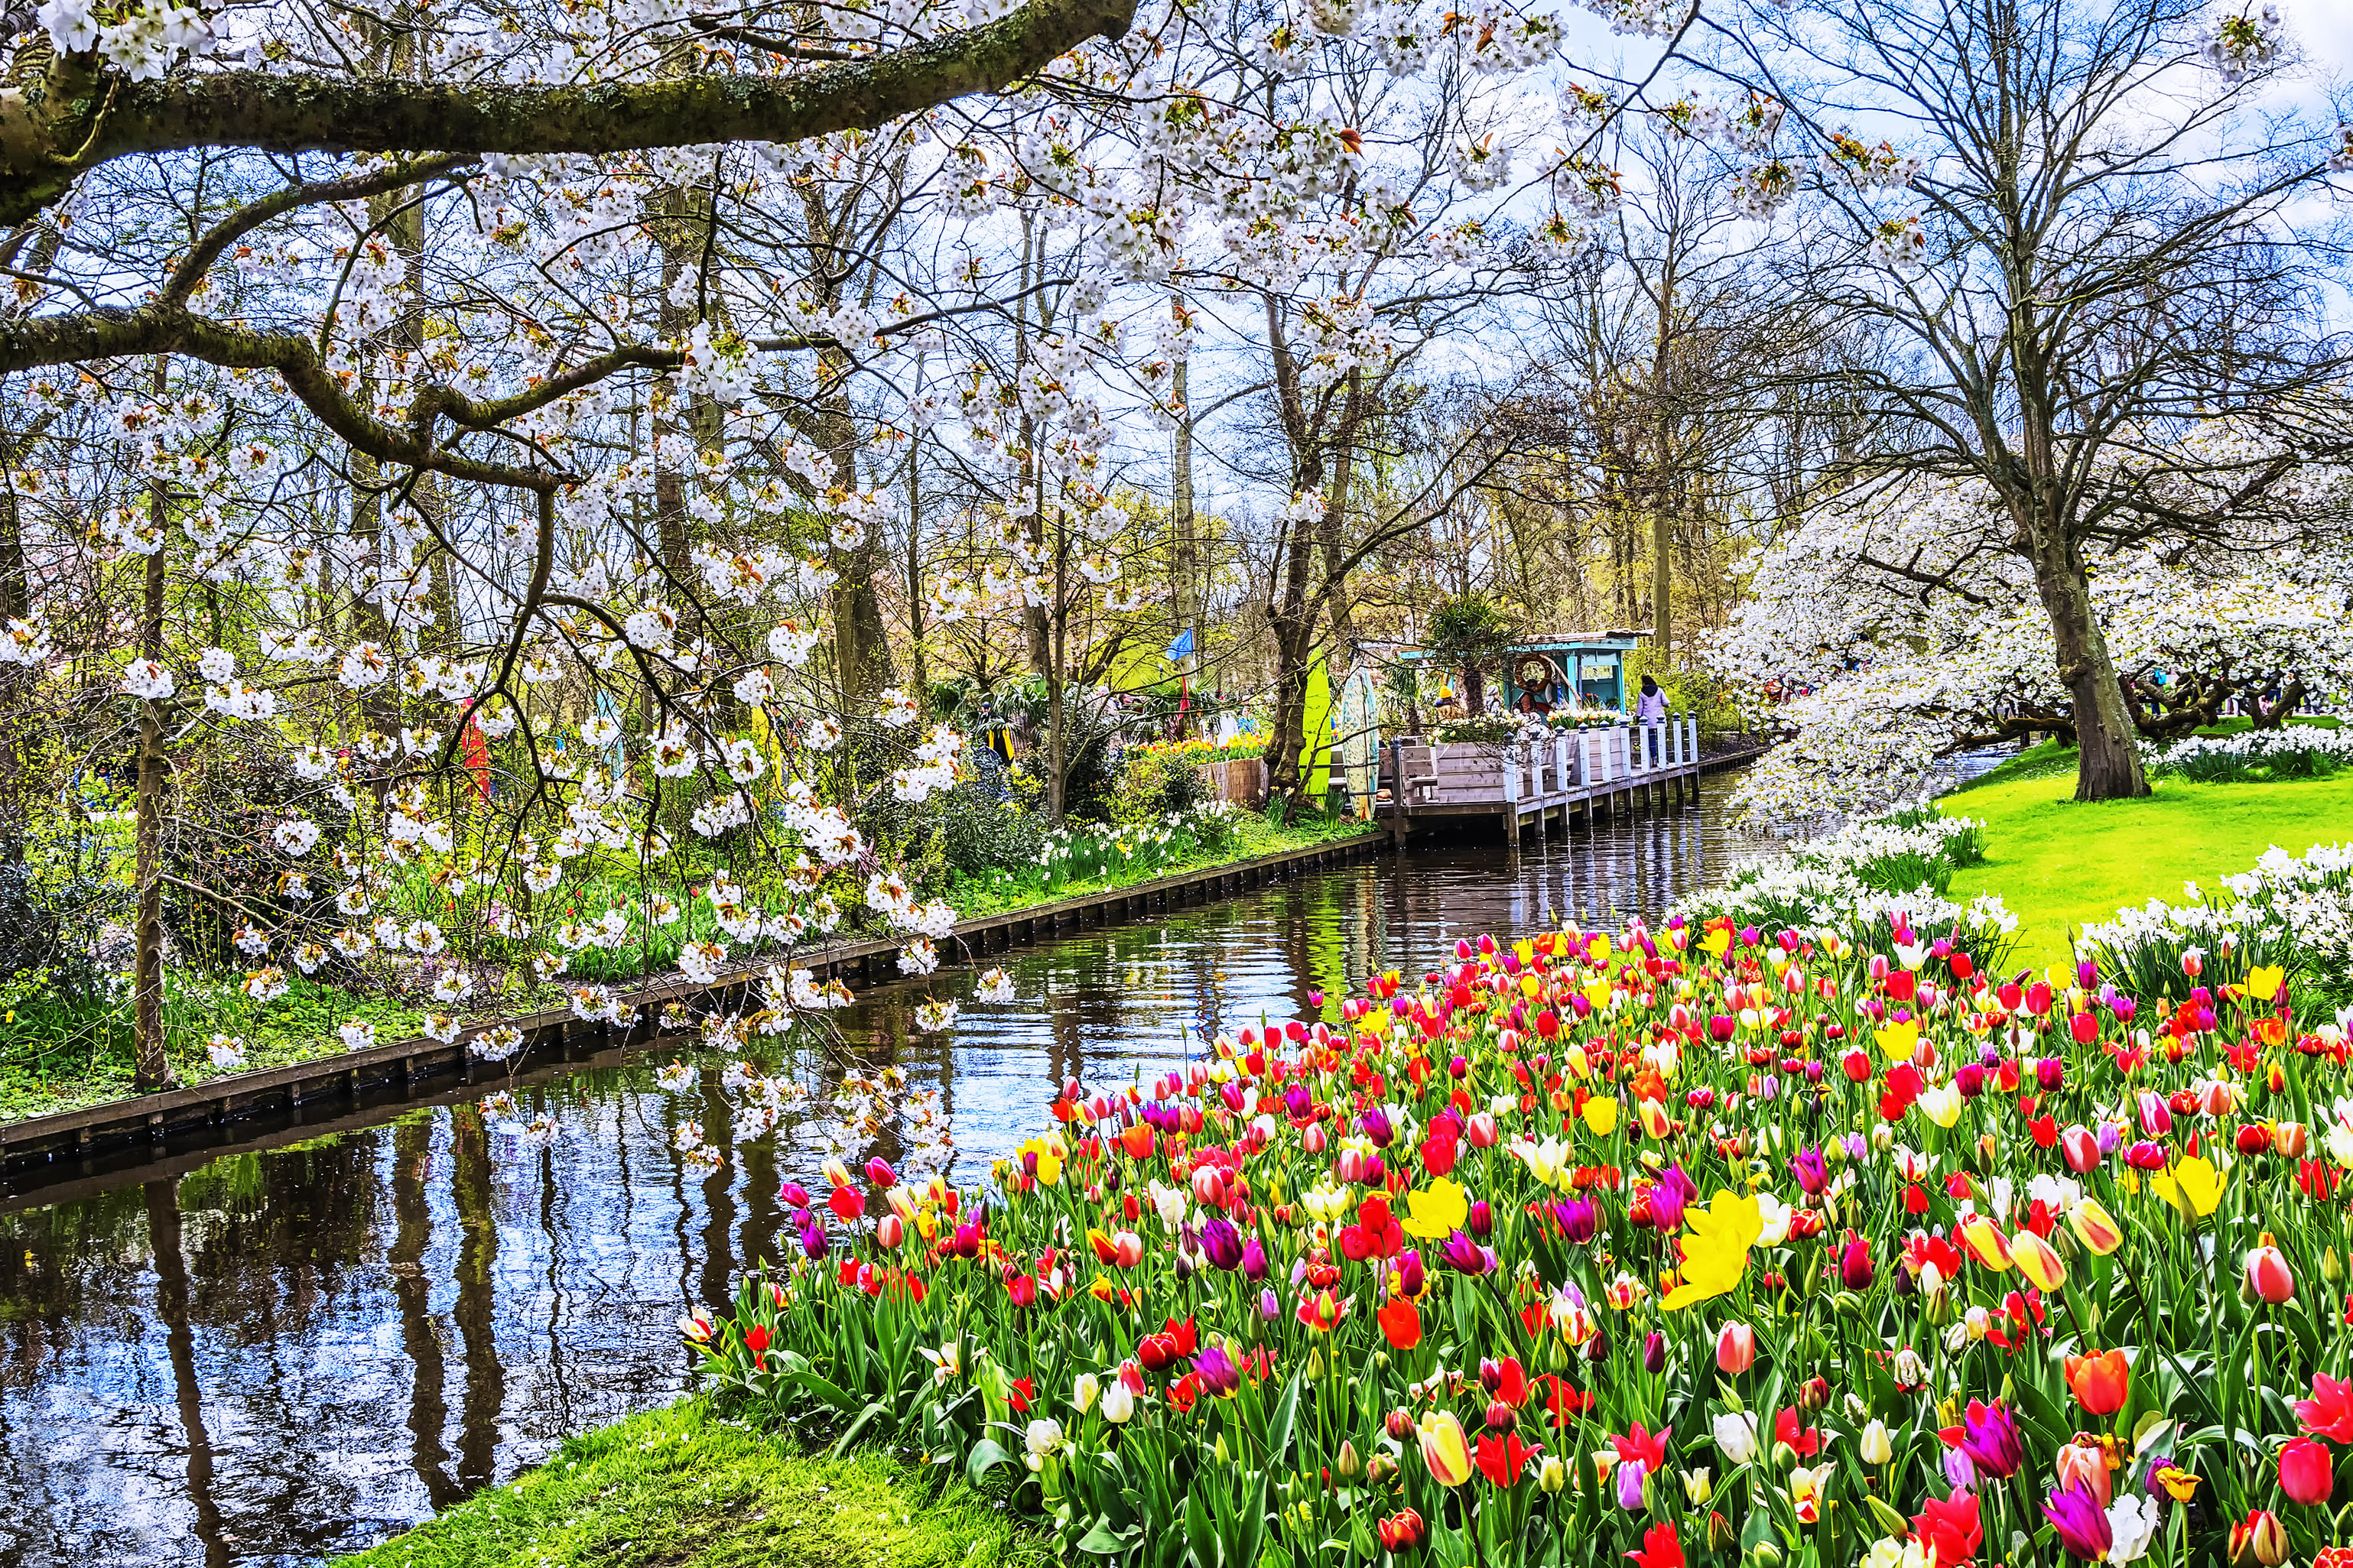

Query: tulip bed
left=687, top=912, right=2353, bottom=1568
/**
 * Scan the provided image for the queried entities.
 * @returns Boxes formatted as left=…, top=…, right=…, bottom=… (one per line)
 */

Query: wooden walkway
left=0, top=830, right=1389, bottom=1181
left=1377, top=720, right=1747, bottom=840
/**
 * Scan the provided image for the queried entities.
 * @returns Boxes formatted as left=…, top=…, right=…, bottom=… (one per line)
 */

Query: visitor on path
left=1636, top=675, right=1669, bottom=765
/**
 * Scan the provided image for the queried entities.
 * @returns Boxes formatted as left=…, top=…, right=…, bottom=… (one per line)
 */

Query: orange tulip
left=2064, top=1349, right=2130, bottom=1415
left=1377, top=1297, right=1422, bottom=1350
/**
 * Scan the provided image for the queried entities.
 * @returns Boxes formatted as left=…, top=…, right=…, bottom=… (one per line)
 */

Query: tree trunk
left=133, top=456, right=173, bottom=1091
left=0, top=465, right=27, bottom=865
left=2023, top=517, right=2148, bottom=801
left=905, top=433, right=927, bottom=706
left=1651, top=507, right=1672, bottom=659
left=1043, top=507, right=1067, bottom=820
left=1171, top=349, right=1197, bottom=735
left=1464, top=664, right=1485, bottom=716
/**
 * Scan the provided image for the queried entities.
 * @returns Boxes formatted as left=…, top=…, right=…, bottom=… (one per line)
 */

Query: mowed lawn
left=331, top=1399, right=1045, bottom=1568
left=1939, top=764, right=2353, bottom=968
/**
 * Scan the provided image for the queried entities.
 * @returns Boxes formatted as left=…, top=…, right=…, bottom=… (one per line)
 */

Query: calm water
left=0, top=778, right=1757, bottom=1568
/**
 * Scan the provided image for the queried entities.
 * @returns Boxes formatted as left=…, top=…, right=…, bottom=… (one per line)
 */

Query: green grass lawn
left=1939, top=761, right=2353, bottom=968
left=942, top=809, right=1382, bottom=920
left=331, top=1399, right=1045, bottom=1568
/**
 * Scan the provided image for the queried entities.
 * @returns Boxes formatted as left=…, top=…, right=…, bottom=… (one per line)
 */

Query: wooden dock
left=1377, top=719, right=1724, bottom=840
left=0, top=830, right=1389, bottom=1180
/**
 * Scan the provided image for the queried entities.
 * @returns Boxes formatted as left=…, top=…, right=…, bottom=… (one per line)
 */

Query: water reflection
left=0, top=776, right=1758, bottom=1568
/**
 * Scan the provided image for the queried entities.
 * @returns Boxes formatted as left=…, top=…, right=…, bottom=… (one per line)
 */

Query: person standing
left=1636, top=675, right=1669, bottom=765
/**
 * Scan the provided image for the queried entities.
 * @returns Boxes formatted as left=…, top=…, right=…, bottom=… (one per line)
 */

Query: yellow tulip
left=1399, top=1178, right=1471, bottom=1240
left=2248, top=965, right=2285, bottom=1002
left=1875, top=1018, right=1920, bottom=1063
left=1637, top=1098, right=1675, bottom=1139
left=1916, top=1083, right=1963, bottom=1128
left=1583, top=981, right=1614, bottom=1012
left=2152, top=1154, right=2225, bottom=1221
left=1957, top=1215, right=2011, bottom=1272
left=1514, top=939, right=1536, bottom=968
left=1702, top=927, right=1732, bottom=959
left=1582, top=1096, right=1620, bottom=1137
left=1418, top=1411, right=1475, bottom=1486
left=2069, top=1196, right=2126, bottom=1255
left=1521, top=972, right=1542, bottom=999
left=1661, top=1192, right=1763, bottom=1310
left=2010, top=1229, right=2067, bottom=1292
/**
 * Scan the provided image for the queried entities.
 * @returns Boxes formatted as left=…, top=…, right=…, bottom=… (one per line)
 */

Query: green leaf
left=1076, top=1517, right=1135, bottom=1555
left=967, top=1437, right=1013, bottom=1488
left=1266, top=1372, right=1304, bottom=1466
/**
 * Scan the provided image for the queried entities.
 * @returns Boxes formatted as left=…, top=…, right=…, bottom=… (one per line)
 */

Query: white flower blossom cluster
left=1678, top=810, right=2017, bottom=953
left=2078, top=841, right=2353, bottom=998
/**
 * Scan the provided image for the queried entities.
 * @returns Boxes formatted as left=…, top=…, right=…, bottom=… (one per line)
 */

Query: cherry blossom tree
left=1708, top=442, right=2353, bottom=825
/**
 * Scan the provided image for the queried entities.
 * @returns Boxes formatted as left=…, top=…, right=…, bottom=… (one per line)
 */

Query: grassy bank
left=332, top=1399, right=1043, bottom=1568
left=945, top=808, right=1380, bottom=921
left=1940, top=745, right=2353, bottom=966
left=0, top=813, right=1384, bottom=1125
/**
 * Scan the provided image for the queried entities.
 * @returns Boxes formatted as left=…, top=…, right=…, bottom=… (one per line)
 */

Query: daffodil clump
left=688, top=914, right=2353, bottom=1568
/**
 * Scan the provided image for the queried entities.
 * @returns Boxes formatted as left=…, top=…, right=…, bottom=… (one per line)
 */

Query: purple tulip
left=1552, top=1196, right=1598, bottom=1245
left=1240, top=1235, right=1268, bottom=1281
left=1438, top=1228, right=1490, bottom=1275
left=1616, top=1458, right=1648, bottom=1509
left=1200, top=1217, right=1244, bottom=1272
left=1643, top=1331, right=1666, bottom=1374
left=1954, top=1400, right=2023, bottom=1479
left=1193, top=1342, right=1242, bottom=1396
left=1259, top=1288, right=1281, bottom=1320
left=1789, top=1146, right=1828, bottom=1195
left=1468, top=1200, right=1493, bottom=1238
left=1394, top=1249, right=1426, bottom=1299
left=2043, top=1481, right=2111, bottom=1561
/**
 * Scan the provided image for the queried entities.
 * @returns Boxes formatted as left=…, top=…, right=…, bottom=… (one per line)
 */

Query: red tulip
left=1624, top=1522, right=1685, bottom=1568
left=2281, top=1438, right=2335, bottom=1506
left=1473, top=1430, right=1541, bottom=1486
left=1376, top=1510, right=1425, bottom=1551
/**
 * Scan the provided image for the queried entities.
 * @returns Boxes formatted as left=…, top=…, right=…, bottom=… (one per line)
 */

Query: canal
left=1, top=776, right=1759, bottom=1567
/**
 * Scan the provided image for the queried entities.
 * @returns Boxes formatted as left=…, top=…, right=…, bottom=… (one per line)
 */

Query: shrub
left=1111, top=743, right=1213, bottom=824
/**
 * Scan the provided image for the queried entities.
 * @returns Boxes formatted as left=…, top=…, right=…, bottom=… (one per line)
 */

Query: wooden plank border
left=0, top=828, right=1392, bottom=1176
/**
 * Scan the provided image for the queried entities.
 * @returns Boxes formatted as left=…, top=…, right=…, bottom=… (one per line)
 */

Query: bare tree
left=1710, top=0, right=2353, bottom=799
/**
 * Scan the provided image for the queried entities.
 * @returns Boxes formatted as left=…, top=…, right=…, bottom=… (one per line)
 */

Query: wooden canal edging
left=0, top=828, right=1392, bottom=1179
